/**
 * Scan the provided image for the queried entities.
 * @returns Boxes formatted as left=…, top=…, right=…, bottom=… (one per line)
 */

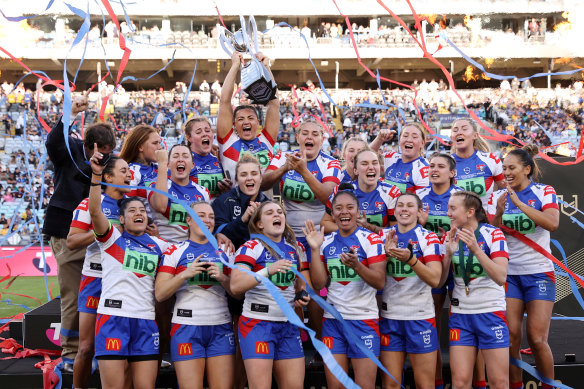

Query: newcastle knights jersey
left=382, top=151, right=429, bottom=194
left=218, top=127, right=275, bottom=181
left=452, top=150, right=503, bottom=207
left=189, top=151, right=225, bottom=198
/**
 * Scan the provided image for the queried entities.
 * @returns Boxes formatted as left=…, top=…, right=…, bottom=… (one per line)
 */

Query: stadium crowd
left=0, top=77, right=582, bottom=246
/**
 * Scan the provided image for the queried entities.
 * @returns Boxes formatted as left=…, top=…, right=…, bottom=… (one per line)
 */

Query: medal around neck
left=219, top=15, right=277, bottom=105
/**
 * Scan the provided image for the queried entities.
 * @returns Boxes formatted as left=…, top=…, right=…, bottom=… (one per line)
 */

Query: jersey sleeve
left=420, top=231, right=442, bottom=263
left=488, top=153, right=504, bottom=182
left=488, top=228, right=509, bottom=260
left=326, top=185, right=340, bottom=211
left=266, top=151, right=287, bottom=171
left=385, top=184, right=401, bottom=217
left=127, top=165, right=147, bottom=198
left=70, top=198, right=92, bottom=230
left=95, top=222, right=120, bottom=248
left=486, top=190, right=501, bottom=218
left=260, top=127, right=276, bottom=147
left=158, top=244, right=182, bottom=274
left=411, top=159, right=429, bottom=194
left=235, top=239, right=262, bottom=269
left=363, top=232, right=386, bottom=265
left=322, top=158, right=342, bottom=185
left=217, top=127, right=234, bottom=145
left=541, top=185, right=559, bottom=211
left=296, top=241, right=309, bottom=271
left=201, top=186, right=211, bottom=202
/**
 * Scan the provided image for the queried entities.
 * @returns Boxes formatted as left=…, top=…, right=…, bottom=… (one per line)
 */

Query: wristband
left=409, top=258, right=419, bottom=268
left=90, top=182, right=101, bottom=187
left=92, top=171, right=102, bottom=176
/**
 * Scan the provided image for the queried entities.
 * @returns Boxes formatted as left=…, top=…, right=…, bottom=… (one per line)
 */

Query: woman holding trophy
left=216, top=17, right=281, bottom=180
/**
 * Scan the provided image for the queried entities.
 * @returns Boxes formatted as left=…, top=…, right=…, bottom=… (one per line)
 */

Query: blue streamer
left=551, top=239, right=584, bottom=312
left=0, top=0, right=56, bottom=21
left=249, top=233, right=404, bottom=388
left=440, top=33, right=584, bottom=82
left=0, top=299, right=32, bottom=311
left=509, top=357, right=572, bottom=389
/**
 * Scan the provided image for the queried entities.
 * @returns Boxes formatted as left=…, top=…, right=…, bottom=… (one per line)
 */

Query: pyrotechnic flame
left=555, top=57, right=572, bottom=64
left=0, top=20, right=41, bottom=49
left=423, top=14, right=438, bottom=25
left=481, top=74, right=491, bottom=80
left=439, top=15, right=448, bottom=29
left=484, top=58, right=495, bottom=68
left=463, top=65, right=479, bottom=83
left=463, top=15, right=471, bottom=28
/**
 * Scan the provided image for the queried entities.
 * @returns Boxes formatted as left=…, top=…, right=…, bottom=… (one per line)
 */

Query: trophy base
left=244, top=78, right=277, bottom=106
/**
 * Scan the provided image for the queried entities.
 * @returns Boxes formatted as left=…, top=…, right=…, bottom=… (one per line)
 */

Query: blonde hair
left=399, top=123, right=427, bottom=156
left=235, top=153, right=262, bottom=180
left=248, top=201, right=301, bottom=261
left=184, top=117, right=213, bottom=147
left=451, top=118, right=490, bottom=154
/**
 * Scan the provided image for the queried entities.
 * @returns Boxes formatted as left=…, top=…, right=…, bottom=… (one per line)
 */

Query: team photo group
left=45, top=50, right=560, bottom=389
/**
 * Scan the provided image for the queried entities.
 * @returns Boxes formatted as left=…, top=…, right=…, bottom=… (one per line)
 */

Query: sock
left=473, top=380, right=486, bottom=389
left=435, top=379, right=444, bottom=389
left=542, top=384, right=553, bottom=389
left=510, top=381, right=523, bottom=389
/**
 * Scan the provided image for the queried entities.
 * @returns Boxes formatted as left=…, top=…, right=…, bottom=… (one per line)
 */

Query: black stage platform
left=1, top=302, right=583, bottom=388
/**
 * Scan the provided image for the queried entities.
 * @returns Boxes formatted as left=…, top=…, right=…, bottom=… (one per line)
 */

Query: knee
left=451, top=371, right=472, bottom=389
left=76, top=342, right=95, bottom=359
left=527, top=334, right=549, bottom=350
left=487, top=376, right=509, bottom=389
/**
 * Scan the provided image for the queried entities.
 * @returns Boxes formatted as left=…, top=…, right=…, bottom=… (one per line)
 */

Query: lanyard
left=457, top=224, right=482, bottom=295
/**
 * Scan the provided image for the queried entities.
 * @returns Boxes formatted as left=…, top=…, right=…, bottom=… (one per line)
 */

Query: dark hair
left=233, top=105, right=259, bottom=122
left=332, top=183, right=359, bottom=207
left=451, top=191, right=488, bottom=223
left=429, top=152, right=457, bottom=185
left=117, top=196, right=145, bottom=217
left=101, top=155, right=122, bottom=191
left=168, top=143, right=190, bottom=157
left=84, top=123, right=116, bottom=150
left=396, top=192, right=422, bottom=210
left=506, top=144, right=541, bottom=181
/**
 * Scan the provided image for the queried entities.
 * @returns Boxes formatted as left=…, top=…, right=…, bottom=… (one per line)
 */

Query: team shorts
left=94, top=314, right=159, bottom=360
left=448, top=311, right=509, bottom=350
left=432, top=268, right=454, bottom=295
left=506, top=272, right=556, bottom=303
left=77, top=275, right=102, bottom=314
left=238, top=316, right=303, bottom=360
left=322, top=317, right=380, bottom=358
left=170, top=322, right=235, bottom=361
left=380, top=317, right=439, bottom=353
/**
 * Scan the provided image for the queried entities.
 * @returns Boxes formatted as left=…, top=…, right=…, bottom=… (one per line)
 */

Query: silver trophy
left=219, top=15, right=277, bottom=105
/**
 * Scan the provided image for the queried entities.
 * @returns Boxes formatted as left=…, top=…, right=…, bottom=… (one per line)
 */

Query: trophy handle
left=248, top=15, right=260, bottom=54
left=219, top=27, right=235, bottom=56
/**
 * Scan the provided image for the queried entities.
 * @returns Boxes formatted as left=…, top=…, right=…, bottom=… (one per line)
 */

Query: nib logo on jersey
left=327, top=257, right=361, bottom=285
left=123, top=249, right=158, bottom=277
left=451, top=254, right=486, bottom=278
left=502, top=212, right=535, bottom=234
left=282, top=177, right=315, bottom=202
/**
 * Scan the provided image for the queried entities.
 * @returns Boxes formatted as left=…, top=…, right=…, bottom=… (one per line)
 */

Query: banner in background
left=0, top=247, right=57, bottom=277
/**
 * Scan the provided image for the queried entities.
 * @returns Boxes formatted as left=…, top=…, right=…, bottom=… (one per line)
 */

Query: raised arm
left=149, top=149, right=169, bottom=214
left=255, top=52, right=280, bottom=142
left=216, top=52, right=243, bottom=139
left=88, top=145, right=109, bottom=236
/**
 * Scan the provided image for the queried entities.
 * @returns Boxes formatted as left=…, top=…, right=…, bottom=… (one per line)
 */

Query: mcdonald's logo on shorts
left=449, top=329, right=461, bottom=342
left=178, top=343, right=193, bottom=356
left=380, top=334, right=390, bottom=347
left=86, top=296, right=99, bottom=309
left=322, top=337, right=333, bottom=349
left=255, top=341, right=270, bottom=355
left=106, top=338, right=121, bottom=351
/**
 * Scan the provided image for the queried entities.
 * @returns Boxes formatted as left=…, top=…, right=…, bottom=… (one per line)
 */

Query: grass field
left=0, top=276, right=60, bottom=318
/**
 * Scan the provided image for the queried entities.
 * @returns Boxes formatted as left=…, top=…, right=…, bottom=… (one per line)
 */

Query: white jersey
left=382, top=151, right=429, bottom=194
left=70, top=195, right=121, bottom=278
left=148, top=179, right=210, bottom=243
left=379, top=225, right=443, bottom=320
left=267, top=150, right=341, bottom=236
left=452, top=150, right=504, bottom=208
left=96, top=225, right=173, bottom=320
left=158, top=241, right=231, bottom=325
left=320, top=227, right=385, bottom=320
left=218, top=128, right=275, bottom=181
left=450, top=224, right=509, bottom=314
left=235, top=238, right=307, bottom=321
left=487, top=183, right=558, bottom=275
